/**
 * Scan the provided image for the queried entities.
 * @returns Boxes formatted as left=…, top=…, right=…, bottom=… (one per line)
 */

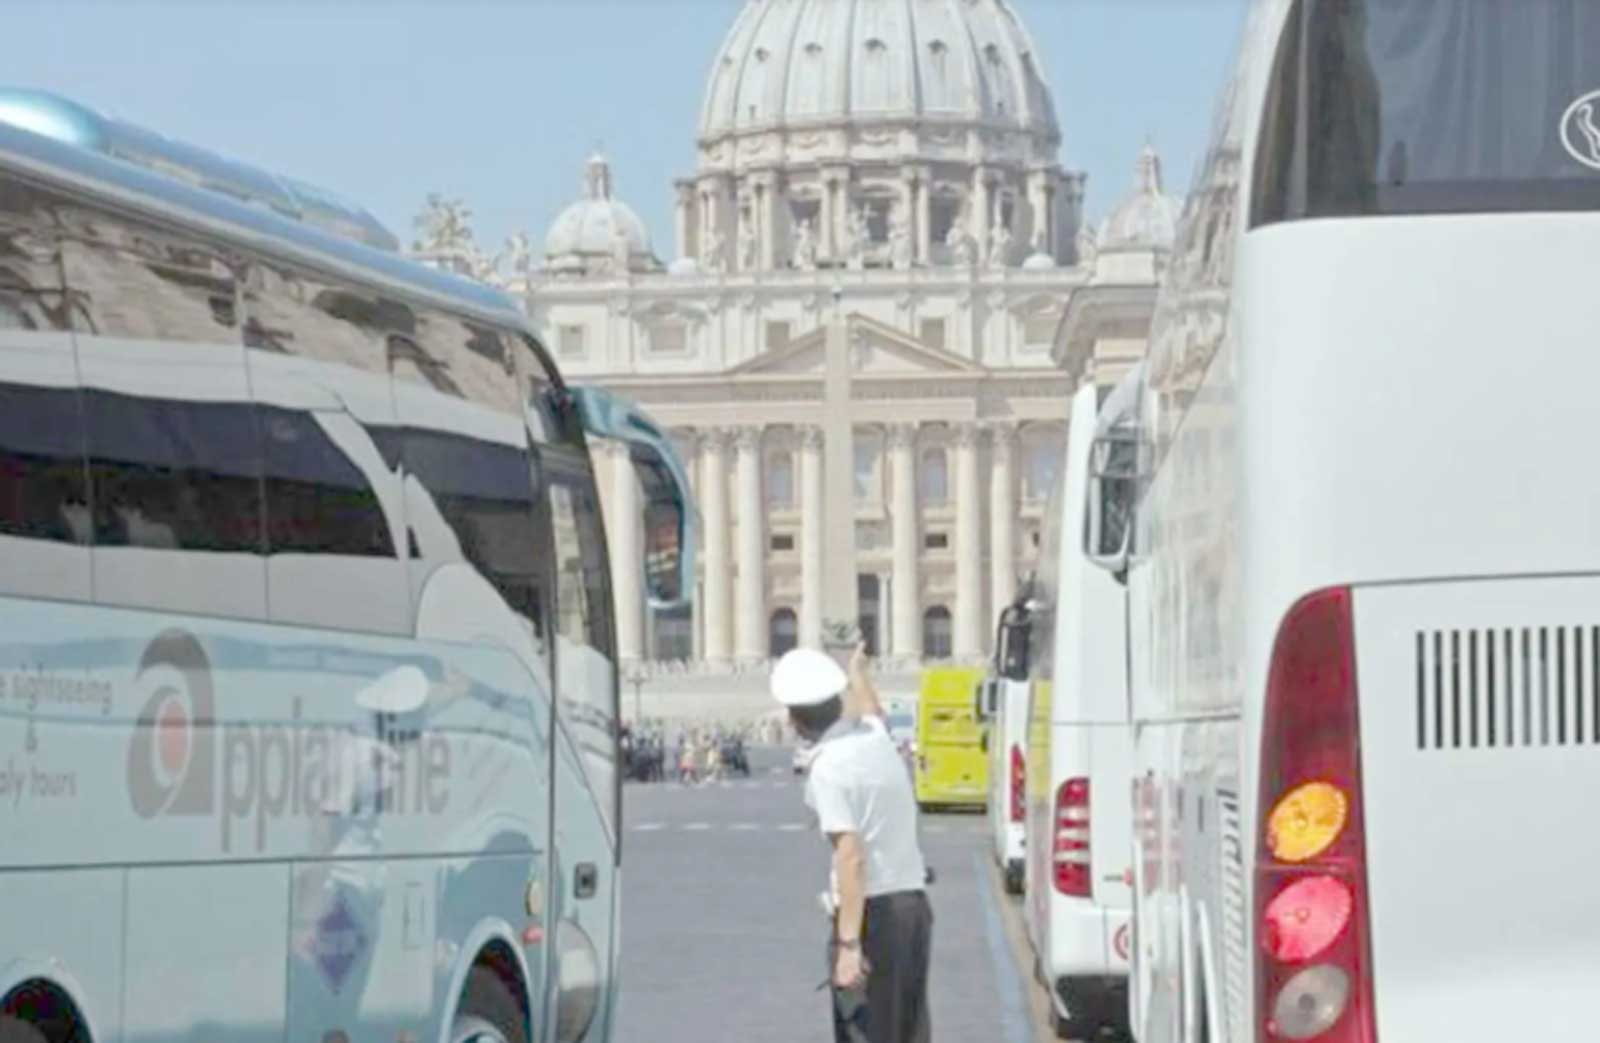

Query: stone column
left=826, top=166, right=852, bottom=265
left=1026, top=171, right=1050, bottom=257
left=699, top=429, right=733, bottom=661
left=1061, top=171, right=1087, bottom=264
left=698, top=179, right=717, bottom=263
left=953, top=422, right=984, bottom=659
left=733, top=425, right=767, bottom=661
left=888, top=423, right=922, bottom=661
left=799, top=424, right=824, bottom=649
left=606, top=441, right=645, bottom=662
left=972, top=167, right=992, bottom=260
left=820, top=174, right=837, bottom=263
left=674, top=179, right=697, bottom=262
left=899, top=166, right=918, bottom=265
left=988, top=422, right=1019, bottom=625
left=916, top=169, right=934, bottom=265
left=753, top=172, right=783, bottom=272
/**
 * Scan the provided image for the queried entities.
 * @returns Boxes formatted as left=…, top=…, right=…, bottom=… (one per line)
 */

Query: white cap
left=770, top=648, right=848, bottom=708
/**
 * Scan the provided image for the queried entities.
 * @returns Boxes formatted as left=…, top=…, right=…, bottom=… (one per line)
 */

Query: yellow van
left=913, top=666, right=989, bottom=809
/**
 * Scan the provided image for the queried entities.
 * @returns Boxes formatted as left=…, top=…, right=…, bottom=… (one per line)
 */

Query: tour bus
left=1013, top=380, right=1134, bottom=1041
left=976, top=634, right=1029, bottom=895
left=912, top=665, right=987, bottom=810
left=0, top=89, right=695, bottom=1043
left=1087, top=3, right=1600, bottom=1042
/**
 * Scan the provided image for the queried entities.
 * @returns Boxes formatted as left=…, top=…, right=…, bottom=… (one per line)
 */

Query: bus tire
left=0, top=1017, right=47, bottom=1043
left=451, top=966, right=528, bottom=1043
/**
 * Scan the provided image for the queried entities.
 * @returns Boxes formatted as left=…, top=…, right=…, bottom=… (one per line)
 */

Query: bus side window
left=397, top=426, right=544, bottom=628
left=391, top=310, right=545, bottom=636
left=547, top=476, right=615, bottom=659
left=546, top=468, right=619, bottom=835
left=59, top=201, right=269, bottom=620
left=0, top=177, right=93, bottom=603
left=257, top=406, right=394, bottom=558
left=241, top=259, right=412, bottom=635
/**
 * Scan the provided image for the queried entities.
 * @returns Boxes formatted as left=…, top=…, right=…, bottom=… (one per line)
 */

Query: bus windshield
left=1253, top=0, right=1600, bottom=225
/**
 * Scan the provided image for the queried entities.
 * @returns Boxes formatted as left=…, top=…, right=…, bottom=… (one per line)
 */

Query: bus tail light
left=1255, top=587, right=1376, bottom=1043
left=1009, top=744, right=1026, bottom=822
left=1053, top=777, right=1089, bottom=897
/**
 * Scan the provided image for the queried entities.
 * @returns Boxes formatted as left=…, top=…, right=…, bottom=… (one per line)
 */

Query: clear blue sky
left=6, top=0, right=1246, bottom=256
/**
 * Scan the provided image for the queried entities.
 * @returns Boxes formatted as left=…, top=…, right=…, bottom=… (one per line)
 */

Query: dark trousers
left=830, top=890, right=933, bottom=1043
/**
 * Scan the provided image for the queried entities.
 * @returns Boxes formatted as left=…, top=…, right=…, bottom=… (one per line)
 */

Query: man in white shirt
left=771, top=645, right=933, bottom=1043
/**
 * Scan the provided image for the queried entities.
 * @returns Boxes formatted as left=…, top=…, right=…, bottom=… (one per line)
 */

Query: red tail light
left=1255, top=587, right=1376, bottom=1042
left=1052, top=777, right=1090, bottom=897
left=1009, top=744, right=1026, bottom=823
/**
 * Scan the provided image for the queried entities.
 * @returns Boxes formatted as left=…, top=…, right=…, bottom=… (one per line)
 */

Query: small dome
left=1100, top=145, right=1181, bottom=251
left=667, top=255, right=701, bottom=276
left=1021, top=250, right=1056, bottom=271
left=543, top=153, right=654, bottom=273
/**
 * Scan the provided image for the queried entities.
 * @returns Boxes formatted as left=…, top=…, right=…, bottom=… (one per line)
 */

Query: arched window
left=919, top=446, right=948, bottom=505
left=769, top=607, right=798, bottom=658
left=923, top=606, right=953, bottom=660
left=767, top=450, right=794, bottom=507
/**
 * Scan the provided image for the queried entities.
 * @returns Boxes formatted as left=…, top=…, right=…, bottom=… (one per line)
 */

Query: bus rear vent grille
left=1216, top=786, right=1248, bottom=1042
left=1415, top=627, right=1600, bottom=750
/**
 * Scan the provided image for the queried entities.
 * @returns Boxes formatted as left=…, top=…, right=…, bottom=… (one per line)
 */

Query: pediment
left=727, top=313, right=984, bottom=378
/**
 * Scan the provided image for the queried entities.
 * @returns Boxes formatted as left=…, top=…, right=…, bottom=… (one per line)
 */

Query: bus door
left=540, top=450, right=620, bottom=1043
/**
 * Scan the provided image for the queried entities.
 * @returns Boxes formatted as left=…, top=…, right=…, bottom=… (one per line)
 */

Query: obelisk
left=820, top=281, right=859, bottom=661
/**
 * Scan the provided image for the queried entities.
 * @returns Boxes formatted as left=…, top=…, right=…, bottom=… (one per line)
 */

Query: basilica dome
left=1099, top=145, right=1181, bottom=251
left=544, top=153, right=656, bottom=276
left=698, top=0, right=1060, bottom=163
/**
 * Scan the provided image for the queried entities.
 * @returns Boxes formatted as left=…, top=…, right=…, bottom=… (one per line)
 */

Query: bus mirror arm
left=995, top=603, right=1032, bottom=683
left=569, top=386, right=699, bottom=612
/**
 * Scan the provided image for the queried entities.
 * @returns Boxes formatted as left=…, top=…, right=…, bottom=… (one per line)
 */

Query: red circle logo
left=155, top=693, right=191, bottom=779
left=1113, top=924, right=1131, bottom=961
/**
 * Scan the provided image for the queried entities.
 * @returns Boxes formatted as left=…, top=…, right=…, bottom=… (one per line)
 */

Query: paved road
left=614, top=745, right=1047, bottom=1042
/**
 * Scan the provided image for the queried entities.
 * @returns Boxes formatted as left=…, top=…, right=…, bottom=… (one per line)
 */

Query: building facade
left=418, top=0, right=1180, bottom=695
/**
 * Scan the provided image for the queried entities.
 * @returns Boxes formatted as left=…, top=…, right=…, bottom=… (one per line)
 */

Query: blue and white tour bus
left=0, top=89, right=694, bottom=1043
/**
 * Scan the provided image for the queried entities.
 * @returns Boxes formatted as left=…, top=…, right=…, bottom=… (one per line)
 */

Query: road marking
left=974, top=851, right=1034, bottom=1043
left=730, top=823, right=760, bottom=831
left=633, top=823, right=665, bottom=832
left=684, top=822, right=711, bottom=831
left=778, top=823, right=806, bottom=832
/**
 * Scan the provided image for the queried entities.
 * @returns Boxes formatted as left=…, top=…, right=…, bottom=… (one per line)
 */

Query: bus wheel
left=451, top=966, right=528, bottom=1043
left=0, top=1017, right=47, bottom=1043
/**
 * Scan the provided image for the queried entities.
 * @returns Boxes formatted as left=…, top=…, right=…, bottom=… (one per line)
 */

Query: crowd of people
left=619, top=717, right=788, bottom=784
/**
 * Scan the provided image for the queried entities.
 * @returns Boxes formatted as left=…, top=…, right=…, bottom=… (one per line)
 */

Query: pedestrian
left=704, top=737, right=722, bottom=783
left=770, top=644, right=933, bottom=1043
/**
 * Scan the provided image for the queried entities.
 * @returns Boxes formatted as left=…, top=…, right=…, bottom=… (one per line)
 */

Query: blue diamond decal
left=312, top=893, right=368, bottom=994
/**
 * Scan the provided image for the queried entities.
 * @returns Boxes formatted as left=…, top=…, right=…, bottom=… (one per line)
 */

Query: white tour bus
left=0, top=89, right=695, bottom=1043
left=977, top=647, right=1029, bottom=895
left=1091, top=3, right=1600, bottom=1042
left=1012, top=379, right=1136, bottom=1041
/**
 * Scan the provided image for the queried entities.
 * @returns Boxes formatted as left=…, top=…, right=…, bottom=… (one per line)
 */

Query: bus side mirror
left=974, top=678, right=1000, bottom=721
left=995, top=604, right=1032, bottom=682
left=1084, top=430, right=1144, bottom=583
left=569, top=386, right=698, bottom=610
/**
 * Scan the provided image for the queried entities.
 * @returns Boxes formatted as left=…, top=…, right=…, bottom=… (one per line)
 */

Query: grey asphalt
left=614, top=745, right=1044, bottom=1042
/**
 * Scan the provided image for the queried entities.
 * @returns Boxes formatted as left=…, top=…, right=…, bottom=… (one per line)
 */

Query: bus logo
left=1560, top=90, right=1600, bottom=171
left=126, top=630, right=216, bottom=818
left=310, top=893, right=369, bottom=994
